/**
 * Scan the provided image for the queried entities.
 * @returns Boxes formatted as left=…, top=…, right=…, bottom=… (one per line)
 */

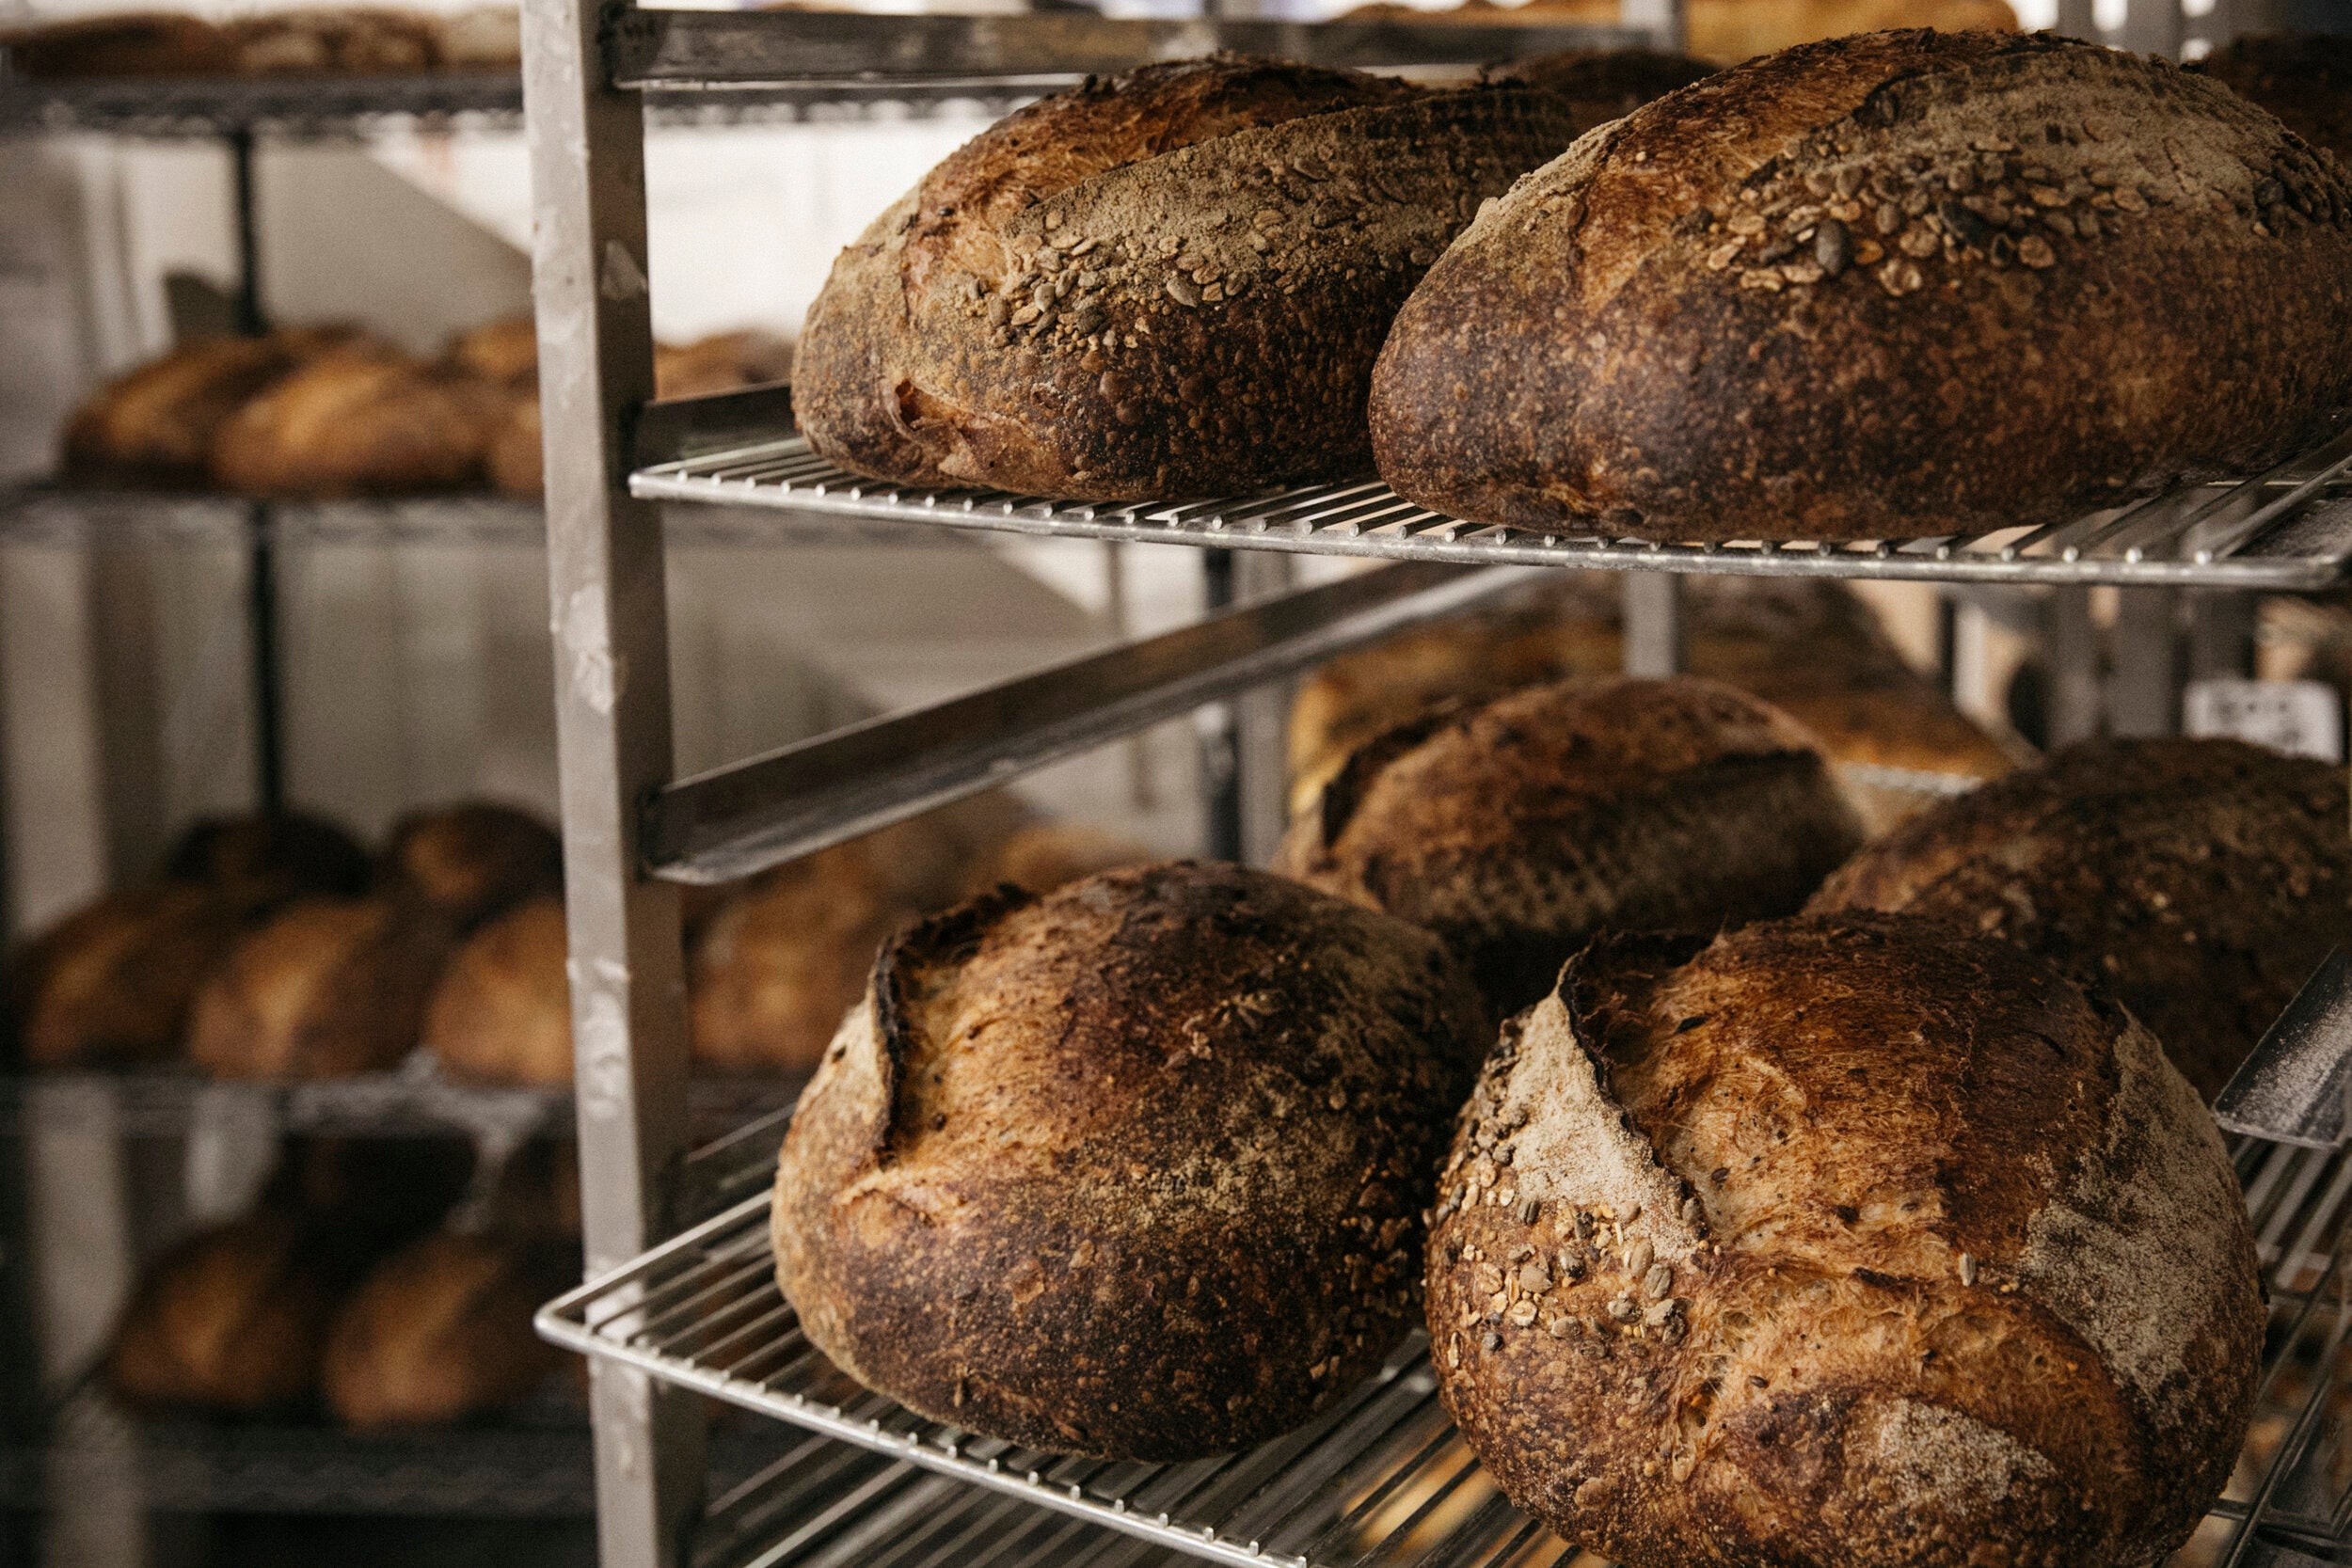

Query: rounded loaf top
left=1276, top=674, right=1866, bottom=1015
left=1370, top=28, right=2352, bottom=543
left=771, top=859, right=1488, bottom=1461
left=1427, top=912, right=2264, bottom=1568
left=1812, top=735, right=2352, bottom=1101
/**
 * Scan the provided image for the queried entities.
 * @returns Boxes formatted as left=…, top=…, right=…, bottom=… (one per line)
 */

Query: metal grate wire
left=541, top=1132, right=2352, bottom=1568
left=629, top=430, right=2352, bottom=590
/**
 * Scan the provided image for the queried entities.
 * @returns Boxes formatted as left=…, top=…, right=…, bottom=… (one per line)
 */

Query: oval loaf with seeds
left=1427, top=914, right=2263, bottom=1568
left=1370, top=29, right=2352, bottom=542
left=1811, top=735, right=2352, bottom=1103
left=794, top=56, right=1580, bottom=501
left=770, top=861, right=1487, bottom=1461
left=1274, top=675, right=1866, bottom=1017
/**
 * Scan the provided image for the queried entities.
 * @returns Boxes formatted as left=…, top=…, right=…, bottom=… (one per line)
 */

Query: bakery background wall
left=0, top=40, right=1221, bottom=941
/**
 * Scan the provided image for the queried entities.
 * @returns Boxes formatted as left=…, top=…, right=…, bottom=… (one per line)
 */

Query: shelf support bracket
left=522, top=0, right=704, bottom=1560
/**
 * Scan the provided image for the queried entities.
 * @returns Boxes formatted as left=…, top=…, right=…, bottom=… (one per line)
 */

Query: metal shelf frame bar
left=644, top=561, right=1538, bottom=885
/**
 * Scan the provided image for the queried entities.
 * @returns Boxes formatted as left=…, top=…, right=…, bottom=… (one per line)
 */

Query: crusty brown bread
left=107, top=1212, right=345, bottom=1412
left=187, top=896, right=453, bottom=1080
left=445, top=314, right=541, bottom=388
left=59, top=328, right=364, bottom=487
left=796, top=56, right=1580, bottom=501
left=322, top=1230, right=572, bottom=1428
left=1285, top=576, right=2012, bottom=821
left=2196, top=34, right=2352, bottom=162
left=1276, top=675, right=1865, bottom=1014
left=163, top=809, right=373, bottom=911
left=1811, top=736, right=2352, bottom=1102
left=11, top=884, right=249, bottom=1068
left=771, top=862, right=1486, bottom=1461
left=435, top=5, right=519, bottom=71
left=209, top=349, right=514, bottom=498
left=378, top=800, right=562, bottom=932
left=424, top=895, right=571, bottom=1086
left=1343, top=0, right=2016, bottom=64
left=1371, top=29, right=2352, bottom=543
left=0, top=10, right=236, bottom=78
left=1491, top=47, right=1718, bottom=127
left=221, top=8, right=440, bottom=73
left=1427, top=914, right=2262, bottom=1568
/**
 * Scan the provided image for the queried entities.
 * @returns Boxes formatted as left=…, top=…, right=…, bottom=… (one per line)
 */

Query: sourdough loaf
left=322, top=1230, right=572, bottom=1428
left=1371, top=30, right=2352, bottom=542
left=187, top=896, right=453, bottom=1079
left=11, top=884, right=248, bottom=1068
left=60, top=327, right=363, bottom=486
left=795, top=57, right=1579, bottom=500
left=425, top=895, right=572, bottom=1086
left=771, top=862, right=1486, bottom=1460
left=379, top=800, right=562, bottom=932
left=0, top=10, right=236, bottom=77
left=164, top=809, right=373, bottom=911
left=1812, top=736, right=2351, bottom=1101
left=210, top=349, right=513, bottom=497
left=1427, top=915, right=2261, bottom=1568
left=2196, top=34, right=2352, bottom=162
left=108, top=1212, right=346, bottom=1412
left=1284, top=576, right=2011, bottom=821
left=1276, top=675, right=1864, bottom=1014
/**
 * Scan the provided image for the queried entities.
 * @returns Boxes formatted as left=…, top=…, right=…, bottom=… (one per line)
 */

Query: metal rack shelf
left=538, top=1130, right=2352, bottom=1568
left=0, top=483, right=989, bottom=548
left=0, top=1066, right=799, bottom=1142
left=632, top=429, right=2352, bottom=592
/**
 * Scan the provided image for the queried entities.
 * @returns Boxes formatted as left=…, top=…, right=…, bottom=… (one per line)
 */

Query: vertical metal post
left=2047, top=586, right=2102, bottom=747
left=2115, top=0, right=2186, bottom=59
left=1199, top=551, right=1242, bottom=862
left=1621, top=572, right=1684, bottom=677
left=2055, top=0, right=2099, bottom=40
left=229, top=129, right=285, bottom=812
left=1618, top=0, right=1686, bottom=51
left=1231, top=551, right=1295, bottom=866
left=2109, top=587, right=2180, bottom=737
left=521, top=0, right=704, bottom=1562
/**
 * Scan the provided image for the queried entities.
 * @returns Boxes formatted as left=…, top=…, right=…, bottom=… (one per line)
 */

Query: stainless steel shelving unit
left=542, top=1130, right=2352, bottom=1568
left=511, top=2, right=2339, bottom=1566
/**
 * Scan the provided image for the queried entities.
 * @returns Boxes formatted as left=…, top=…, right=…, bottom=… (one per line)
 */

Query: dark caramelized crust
left=1276, top=676, right=1865, bottom=1014
left=795, top=57, right=1579, bottom=500
left=378, top=800, right=562, bottom=932
left=1371, top=29, right=2352, bottom=542
left=1492, top=47, right=1719, bottom=132
left=771, top=862, right=1486, bottom=1461
left=2195, top=33, right=2352, bottom=161
left=1427, top=916, right=2262, bottom=1568
left=1812, top=736, right=2352, bottom=1101
left=187, top=897, right=453, bottom=1080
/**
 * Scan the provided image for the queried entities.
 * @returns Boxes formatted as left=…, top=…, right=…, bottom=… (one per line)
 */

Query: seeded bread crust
left=1371, top=29, right=2352, bottom=542
left=795, top=57, right=1579, bottom=500
left=1275, top=676, right=1865, bottom=1014
left=1427, top=915, right=2262, bottom=1568
left=770, top=861, right=1486, bottom=1461
left=1811, top=736, right=2352, bottom=1101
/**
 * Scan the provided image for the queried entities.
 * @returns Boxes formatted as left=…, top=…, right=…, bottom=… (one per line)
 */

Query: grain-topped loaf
left=1371, top=29, right=2352, bottom=542
left=1812, top=736, right=2352, bottom=1101
left=795, top=56, right=1580, bottom=500
left=1427, top=915, right=2262, bottom=1568
left=1276, top=675, right=1865, bottom=1014
left=771, top=861, right=1486, bottom=1461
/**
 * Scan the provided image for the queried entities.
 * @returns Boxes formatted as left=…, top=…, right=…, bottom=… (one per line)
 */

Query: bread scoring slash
left=794, top=56, right=1580, bottom=501
left=1371, top=29, right=2352, bottom=542
left=1425, top=914, right=2263, bottom=1568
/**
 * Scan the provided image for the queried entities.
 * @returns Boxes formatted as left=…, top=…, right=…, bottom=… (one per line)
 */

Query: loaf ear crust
left=795, top=59, right=1580, bottom=500
left=1371, top=28, right=2352, bottom=542
left=771, top=861, right=1488, bottom=1461
left=1426, top=912, right=2263, bottom=1568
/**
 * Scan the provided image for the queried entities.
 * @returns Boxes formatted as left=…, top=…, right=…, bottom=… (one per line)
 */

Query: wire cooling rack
left=539, top=1132, right=2352, bottom=1568
left=628, top=428, right=2352, bottom=591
